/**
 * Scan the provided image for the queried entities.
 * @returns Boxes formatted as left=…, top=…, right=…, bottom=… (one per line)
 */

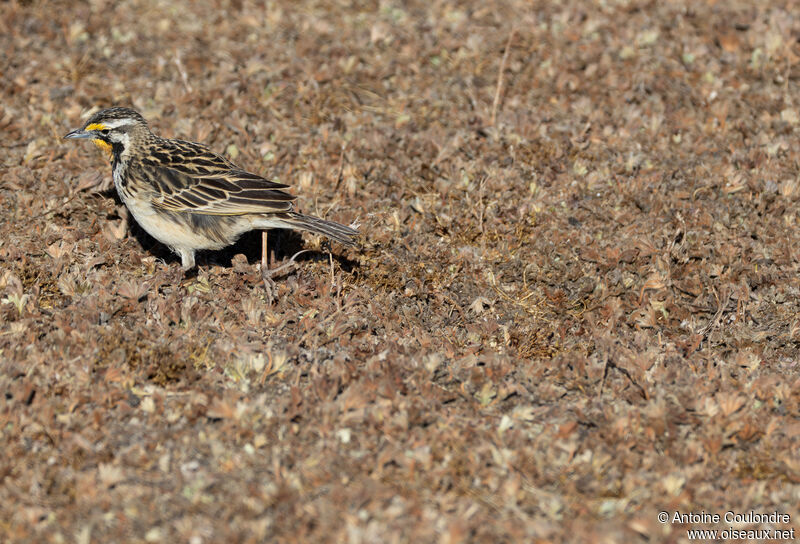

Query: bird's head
left=64, top=107, right=149, bottom=157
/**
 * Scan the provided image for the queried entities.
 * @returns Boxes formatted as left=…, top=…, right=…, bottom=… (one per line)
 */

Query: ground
left=1, top=0, right=800, bottom=542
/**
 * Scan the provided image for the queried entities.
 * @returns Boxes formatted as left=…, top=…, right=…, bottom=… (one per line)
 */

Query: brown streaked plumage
left=64, top=107, right=358, bottom=270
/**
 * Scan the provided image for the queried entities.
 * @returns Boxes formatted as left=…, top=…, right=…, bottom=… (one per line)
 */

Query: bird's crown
left=81, top=107, right=147, bottom=132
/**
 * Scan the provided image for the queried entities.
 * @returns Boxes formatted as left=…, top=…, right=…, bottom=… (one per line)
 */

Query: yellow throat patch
left=85, top=123, right=112, bottom=156
left=92, top=138, right=112, bottom=155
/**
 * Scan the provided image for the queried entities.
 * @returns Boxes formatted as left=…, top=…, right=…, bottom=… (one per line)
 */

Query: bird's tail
left=261, top=211, right=359, bottom=246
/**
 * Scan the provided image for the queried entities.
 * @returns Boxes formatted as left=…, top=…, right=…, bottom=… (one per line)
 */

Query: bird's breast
left=112, top=160, right=131, bottom=202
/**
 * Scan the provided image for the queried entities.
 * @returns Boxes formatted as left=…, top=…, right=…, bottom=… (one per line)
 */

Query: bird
left=64, top=107, right=358, bottom=271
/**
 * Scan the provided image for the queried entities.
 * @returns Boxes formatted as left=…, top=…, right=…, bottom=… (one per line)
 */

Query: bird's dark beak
left=64, top=128, right=94, bottom=140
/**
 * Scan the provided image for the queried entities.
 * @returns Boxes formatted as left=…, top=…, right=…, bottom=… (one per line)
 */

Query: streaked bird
left=64, top=107, right=358, bottom=270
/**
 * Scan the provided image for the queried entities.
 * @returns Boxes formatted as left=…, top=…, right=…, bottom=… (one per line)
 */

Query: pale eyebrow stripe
left=100, top=118, right=135, bottom=129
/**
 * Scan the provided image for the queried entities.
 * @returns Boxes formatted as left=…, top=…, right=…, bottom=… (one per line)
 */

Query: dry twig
left=261, top=249, right=311, bottom=304
left=491, top=29, right=516, bottom=126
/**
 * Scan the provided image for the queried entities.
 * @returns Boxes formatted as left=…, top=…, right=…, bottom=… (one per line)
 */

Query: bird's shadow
left=126, top=214, right=358, bottom=275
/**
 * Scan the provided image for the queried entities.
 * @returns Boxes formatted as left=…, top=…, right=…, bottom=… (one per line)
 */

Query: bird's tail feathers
left=258, top=212, right=359, bottom=246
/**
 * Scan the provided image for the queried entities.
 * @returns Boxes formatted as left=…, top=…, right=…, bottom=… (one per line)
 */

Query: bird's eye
left=100, top=129, right=110, bottom=135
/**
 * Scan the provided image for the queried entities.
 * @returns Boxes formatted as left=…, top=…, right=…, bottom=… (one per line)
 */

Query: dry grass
left=2, top=0, right=800, bottom=542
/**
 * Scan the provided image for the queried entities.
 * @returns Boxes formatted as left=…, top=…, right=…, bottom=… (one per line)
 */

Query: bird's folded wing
left=142, top=140, right=296, bottom=215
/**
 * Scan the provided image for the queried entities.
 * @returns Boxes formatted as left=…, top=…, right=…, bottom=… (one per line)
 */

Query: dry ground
left=2, top=0, right=800, bottom=542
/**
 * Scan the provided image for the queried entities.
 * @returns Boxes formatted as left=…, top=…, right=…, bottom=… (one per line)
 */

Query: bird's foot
left=176, top=265, right=197, bottom=288
left=260, top=249, right=311, bottom=304
left=261, top=269, right=277, bottom=305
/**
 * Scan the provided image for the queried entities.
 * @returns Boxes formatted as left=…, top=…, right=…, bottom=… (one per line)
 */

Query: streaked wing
left=141, top=139, right=295, bottom=215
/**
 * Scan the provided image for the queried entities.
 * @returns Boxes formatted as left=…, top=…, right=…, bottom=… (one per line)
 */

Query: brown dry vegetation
left=2, top=0, right=800, bottom=542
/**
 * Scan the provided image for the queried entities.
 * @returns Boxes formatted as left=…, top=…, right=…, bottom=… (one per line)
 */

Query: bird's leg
left=270, top=231, right=277, bottom=271
left=179, top=249, right=196, bottom=271
left=261, top=231, right=276, bottom=304
left=261, top=231, right=269, bottom=271
left=178, top=249, right=197, bottom=285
